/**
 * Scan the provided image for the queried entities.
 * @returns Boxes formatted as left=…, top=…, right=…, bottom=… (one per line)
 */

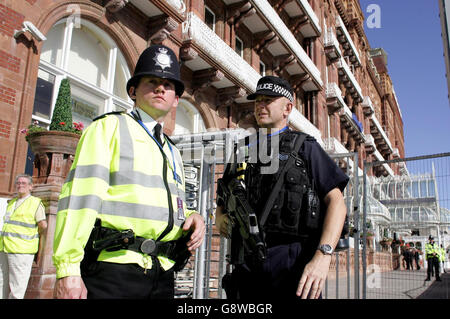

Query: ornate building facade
left=439, top=0, right=450, bottom=102
left=0, top=0, right=405, bottom=298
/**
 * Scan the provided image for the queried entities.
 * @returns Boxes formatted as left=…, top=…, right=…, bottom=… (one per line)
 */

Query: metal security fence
left=172, top=130, right=368, bottom=299
left=171, top=129, right=449, bottom=299
left=323, top=152, right=361, bottom=299
left=172, top=129, right=247, bottom=299
left=361, top=152, right=450, bottom=299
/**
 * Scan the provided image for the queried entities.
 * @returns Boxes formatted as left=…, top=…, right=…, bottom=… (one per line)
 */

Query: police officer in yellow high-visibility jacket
left=425, top=236, right=441, bottom=281
left=53, top=45, right=205, bottom=299
left=0, top=174, right=47, bottom=299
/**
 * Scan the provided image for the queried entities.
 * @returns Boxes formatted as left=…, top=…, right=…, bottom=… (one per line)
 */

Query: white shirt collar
left=136, top=109, right=164, bottom=141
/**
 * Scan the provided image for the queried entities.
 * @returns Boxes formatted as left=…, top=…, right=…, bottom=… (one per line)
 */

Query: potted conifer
left=24, top=78, right=83, bottom=185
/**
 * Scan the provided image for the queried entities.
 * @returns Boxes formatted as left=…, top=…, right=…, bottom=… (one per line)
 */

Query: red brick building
left=0, top=0, right=404, bottom=298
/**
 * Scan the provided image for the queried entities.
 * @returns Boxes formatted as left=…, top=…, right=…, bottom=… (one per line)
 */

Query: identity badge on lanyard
left=133, top=112, right=185, bottom=220
left=172, top=152, right=185, bottom=221
left=167, top=145, right=185, bottom=221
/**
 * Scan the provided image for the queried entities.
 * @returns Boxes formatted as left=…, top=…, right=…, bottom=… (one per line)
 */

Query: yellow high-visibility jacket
left=425, top=242, right=439, bottom=259
left=0, top=196, right=42, bottom=254
left=53, top=112, right=196, bottom=279
left=439, top=247, right=446, bottom=262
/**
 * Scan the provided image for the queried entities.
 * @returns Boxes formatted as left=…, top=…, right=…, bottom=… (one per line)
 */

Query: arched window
left=420, top=180, right=428, bottom=197
left=396, top=182, right=404, bottom=199
left=412, top=181, right=419, bottom=198
left=412, top=207, right=419, bottom=222
left=395, top=207, right=403, bottom=222
left=428, top=180, right=436, bottom=197
left=388, top=181, right=395, bottom=199
left=404, top=180, right=412, bottom=198
left=37, top=18, right=132, bottom=124
left=173, top=100, right=206, bottom=135
left=26, top=18, right=132, bottom=175
left=381, top=183, right=388, bottom=200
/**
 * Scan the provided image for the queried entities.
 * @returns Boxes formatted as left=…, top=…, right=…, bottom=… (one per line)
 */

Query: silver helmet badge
left=153, top=47, right=172, bottom=71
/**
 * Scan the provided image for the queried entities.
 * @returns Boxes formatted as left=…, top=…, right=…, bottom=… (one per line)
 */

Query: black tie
left=154, top=123, right=163, bottom=145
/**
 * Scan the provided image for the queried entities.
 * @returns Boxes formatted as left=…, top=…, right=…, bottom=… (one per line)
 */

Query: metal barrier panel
left=174, top=159, right=217, bottom=298
left=173, top=164, right=199, bottom=298
left=362, top=153, right=450, bottom=299
left=173, top=151, right=220, bottom=298
left=323, top=152, right=361, bottom=299
left=172, top=130, right=244, bottom=299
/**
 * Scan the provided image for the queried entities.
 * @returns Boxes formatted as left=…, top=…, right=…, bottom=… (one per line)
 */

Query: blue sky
left=359, top=0, right=450, bottom=158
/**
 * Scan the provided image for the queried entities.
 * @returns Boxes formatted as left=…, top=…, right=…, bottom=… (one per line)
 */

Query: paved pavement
left=417, top=272, right=450, bottom=299
left=323, top=269, right=449, bottom=299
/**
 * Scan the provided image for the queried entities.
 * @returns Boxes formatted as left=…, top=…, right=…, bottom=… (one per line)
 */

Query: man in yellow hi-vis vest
left=0, top=174, right=47, bottom=299
left=53, top=45, right=205, bottom=299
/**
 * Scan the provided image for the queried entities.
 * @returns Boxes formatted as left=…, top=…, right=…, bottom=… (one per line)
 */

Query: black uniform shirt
left=218, top=129, right=349, bottom=222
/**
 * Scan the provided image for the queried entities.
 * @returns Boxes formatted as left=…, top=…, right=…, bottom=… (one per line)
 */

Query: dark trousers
left=82, top=261, right=174, bottom=299
left=405, top=257, right=412, bottom=270
left=426, top=257, right=440, bottom=279
left=224, top=241, right=317, bottom=300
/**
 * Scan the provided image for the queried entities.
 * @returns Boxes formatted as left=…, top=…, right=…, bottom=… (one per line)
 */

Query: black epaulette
left=305, top=134, right=316, bottom=143
left=93, top=111, right=125, bottom=122
left=279, top=130, right=315, bottom=154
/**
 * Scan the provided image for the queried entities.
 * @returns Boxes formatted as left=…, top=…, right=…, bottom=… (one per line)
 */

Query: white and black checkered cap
left=247, top=76, right=294, bottom=102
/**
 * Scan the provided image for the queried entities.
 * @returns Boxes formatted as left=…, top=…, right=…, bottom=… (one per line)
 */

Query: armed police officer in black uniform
left=216, top=76, right=349, bottom=299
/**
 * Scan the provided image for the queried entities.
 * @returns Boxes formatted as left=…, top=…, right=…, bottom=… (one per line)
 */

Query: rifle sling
left=259, top=133, right=307, bottom=228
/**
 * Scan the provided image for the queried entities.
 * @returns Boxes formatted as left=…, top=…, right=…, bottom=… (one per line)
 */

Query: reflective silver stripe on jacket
left=117, top=114, right=135, bottom=171
left=66, top=164, right=110, bottom=183
left=0, top=231, right=39, bottom=240
left=4, top=220, right=37, bottom=228
left=57, top=195, right=185, bottom=228
left=66, top=166, right=185, bottom=201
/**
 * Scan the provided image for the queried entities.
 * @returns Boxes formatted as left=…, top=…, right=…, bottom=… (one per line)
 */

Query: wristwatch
left=317, top=244, right=334, bottom=255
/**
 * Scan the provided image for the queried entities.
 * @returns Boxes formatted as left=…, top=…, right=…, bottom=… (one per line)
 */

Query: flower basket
left=27, top=130, right=80, bottom=155
left=27, top=131, right=80, bottom=185
left=380, top=239, right=392, bottom=252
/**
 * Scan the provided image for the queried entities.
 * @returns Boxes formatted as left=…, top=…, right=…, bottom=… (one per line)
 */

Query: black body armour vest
left=245, top=131, right=321, bottom=241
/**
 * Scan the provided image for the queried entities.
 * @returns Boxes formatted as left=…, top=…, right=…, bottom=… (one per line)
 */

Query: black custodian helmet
left=126, top=44, right=185, bottom=97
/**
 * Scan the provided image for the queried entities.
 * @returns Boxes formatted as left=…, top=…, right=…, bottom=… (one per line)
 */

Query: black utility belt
left=129, top=237, right=179, bottom=258
left=92, top=227, right=183, bottom=260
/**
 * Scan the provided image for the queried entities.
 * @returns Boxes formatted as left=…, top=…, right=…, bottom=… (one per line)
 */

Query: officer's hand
left=54, top=276, right=87, bottom=299
left=296, top=252, right=331, bottom=299
left=183, top=213, right=206, bottom=252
